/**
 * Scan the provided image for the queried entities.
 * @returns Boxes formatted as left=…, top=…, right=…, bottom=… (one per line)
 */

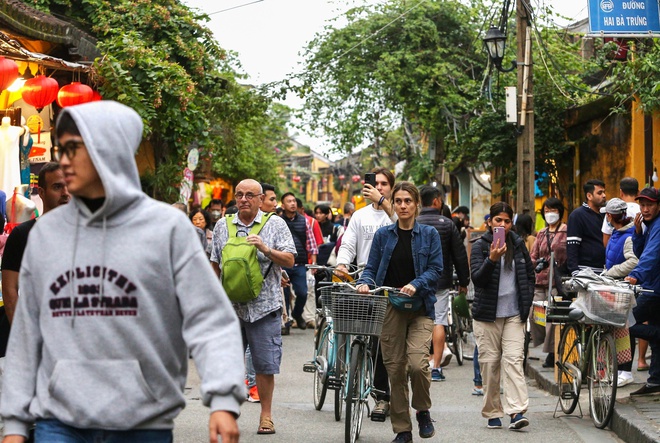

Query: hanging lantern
left=352, top=175, right=360, bottom=183
left=338, top=174, right=345, bottom=181
left=90, top=90, right=103, bottom=101
left=21, top=75, right=59, bottom=112
left=0, top=57, right=19, bottom=91
left=57, top=82, right=93, bottom=107
left=292, top=176, right=301, bottom=183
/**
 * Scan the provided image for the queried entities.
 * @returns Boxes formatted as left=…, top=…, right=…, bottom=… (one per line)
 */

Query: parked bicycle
left=446, top=288, right=471, bottom=366
left=552, top=269, right=647, bottom=428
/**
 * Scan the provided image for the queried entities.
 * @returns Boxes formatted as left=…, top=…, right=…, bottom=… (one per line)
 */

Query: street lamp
left=483, top=26, right=516, bottom=72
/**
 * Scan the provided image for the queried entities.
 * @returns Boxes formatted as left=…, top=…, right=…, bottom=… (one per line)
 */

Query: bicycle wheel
left=345, top=342, right=366, bottom=443
left=557, top=323, right=582, bottom=414
left=313, top=318, right=331, bottom=411
left=588, top=330, right=617, bottom=429
left=334, top=334, right=346, bottom=422
left=452, top=315, right=465, bottom=366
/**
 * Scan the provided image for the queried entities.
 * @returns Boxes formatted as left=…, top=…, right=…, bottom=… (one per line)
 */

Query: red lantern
left=90, top=90, right=102, bottom=101
left=338, top=174, right=345, bottom=180
left=21, top=75, right=59, bottom=112
left=292, top=176, right=301, bottom=183
left=0, top=57, right=19, bottom=91
left=57, top=82, right=94, bottom=107
left=352, top=175, right=360, bottom=183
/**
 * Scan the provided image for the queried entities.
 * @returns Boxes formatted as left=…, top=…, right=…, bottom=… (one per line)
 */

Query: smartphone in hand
left=492, top=227, right=506, bottom=247
left=364, top=173, right=376, bottom=187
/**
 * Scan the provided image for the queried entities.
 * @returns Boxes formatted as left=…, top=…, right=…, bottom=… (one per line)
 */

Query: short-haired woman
left=357, top=182, right=443, bottom=443
left=470, top=202, right=534, bottom=431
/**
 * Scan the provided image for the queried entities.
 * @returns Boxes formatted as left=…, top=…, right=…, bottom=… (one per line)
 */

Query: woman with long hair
left=357, top=182, right=443, bottom=443
left=470, top=202, right=534, bottom=431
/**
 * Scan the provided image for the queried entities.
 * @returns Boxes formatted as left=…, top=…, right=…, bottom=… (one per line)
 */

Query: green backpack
left=221, top=213, right=274, bottom=303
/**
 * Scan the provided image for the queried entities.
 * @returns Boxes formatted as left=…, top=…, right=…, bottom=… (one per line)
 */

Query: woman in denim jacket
left=357, top=182, right=443, bottom=443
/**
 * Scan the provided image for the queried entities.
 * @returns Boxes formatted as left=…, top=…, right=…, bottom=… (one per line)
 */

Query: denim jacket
left=357, top=221, right=443, bottom=317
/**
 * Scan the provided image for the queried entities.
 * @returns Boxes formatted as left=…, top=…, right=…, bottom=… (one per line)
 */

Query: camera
left=535, top=257, right=549, bottom=273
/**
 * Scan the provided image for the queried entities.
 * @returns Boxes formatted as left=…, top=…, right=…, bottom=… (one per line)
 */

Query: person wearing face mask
left=529, top=198, right=567, bottom=368
left=206, top=199, right=225, bottom=230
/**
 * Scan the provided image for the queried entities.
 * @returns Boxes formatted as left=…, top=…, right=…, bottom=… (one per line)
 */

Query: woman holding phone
left=470, top=202, right=535, bottom=431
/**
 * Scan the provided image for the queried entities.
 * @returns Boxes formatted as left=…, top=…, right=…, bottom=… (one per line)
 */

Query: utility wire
left=208, top=0, right=264, bottom=15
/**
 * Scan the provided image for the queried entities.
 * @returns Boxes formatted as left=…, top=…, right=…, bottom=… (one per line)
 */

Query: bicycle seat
left=568, top=308, right=585, bottom=321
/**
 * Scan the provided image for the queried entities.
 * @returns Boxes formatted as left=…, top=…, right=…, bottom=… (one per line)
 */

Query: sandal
left=638, top=364, right=650, bottom=372
left=257, top=416, right=275, bottom=435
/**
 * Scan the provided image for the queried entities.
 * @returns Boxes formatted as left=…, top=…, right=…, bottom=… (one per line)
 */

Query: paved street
left=174, top=328, right=626, bottom=442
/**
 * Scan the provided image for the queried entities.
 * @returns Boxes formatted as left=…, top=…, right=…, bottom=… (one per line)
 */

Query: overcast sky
left=181, top=0, right=589, bottom=153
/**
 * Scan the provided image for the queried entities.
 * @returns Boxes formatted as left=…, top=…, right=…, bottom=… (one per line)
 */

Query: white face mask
left=545, top=212, right=560, bottom=225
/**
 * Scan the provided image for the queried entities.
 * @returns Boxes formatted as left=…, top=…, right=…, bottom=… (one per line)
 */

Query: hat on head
left=600, top=198, right=627, bottom=214
left=635, top=187, right=660, bottom=202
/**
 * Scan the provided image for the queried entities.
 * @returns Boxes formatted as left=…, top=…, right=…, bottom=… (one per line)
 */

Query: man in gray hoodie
left=1, top=101, right=244, bottom=443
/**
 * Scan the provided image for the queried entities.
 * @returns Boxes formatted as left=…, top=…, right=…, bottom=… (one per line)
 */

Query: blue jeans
left=35, top=419, right=172, bottom=443
left=473, top=345, right=482, bottom=386
left=630, top=292, right=660, bottom=385
left=283, top=264, right=308, bottom=320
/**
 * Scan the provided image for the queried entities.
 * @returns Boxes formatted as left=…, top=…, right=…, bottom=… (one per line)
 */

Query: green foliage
left=297, top=0, right=485, bottom=155
left=25, top=0, right=285, bottom=200
left=610, top=40, right=660, bottom=113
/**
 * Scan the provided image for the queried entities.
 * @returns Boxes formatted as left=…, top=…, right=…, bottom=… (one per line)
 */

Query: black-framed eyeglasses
left=235, top=192, right=263, bottom=201
left=55, top=140, right=86, bottom=161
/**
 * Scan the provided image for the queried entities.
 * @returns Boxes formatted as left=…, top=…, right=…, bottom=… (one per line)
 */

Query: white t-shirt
left=336, top=204, right=396, bottom=268
left=601, top=201, right=640, bottom=235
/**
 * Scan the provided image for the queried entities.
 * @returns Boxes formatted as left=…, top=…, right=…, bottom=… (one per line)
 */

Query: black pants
left=372, top=338, right=390, bottom=401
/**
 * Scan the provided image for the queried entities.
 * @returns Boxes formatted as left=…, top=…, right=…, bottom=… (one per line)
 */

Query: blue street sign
left=588, top=0, right=660, bottom=36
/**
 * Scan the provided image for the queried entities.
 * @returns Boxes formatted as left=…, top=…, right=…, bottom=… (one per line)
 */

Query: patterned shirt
left=304, top=214, right=320, bottom=256
left=211, top=210, right=297, bottom=322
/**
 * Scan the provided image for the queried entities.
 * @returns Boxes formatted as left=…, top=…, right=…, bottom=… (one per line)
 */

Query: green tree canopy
left=27, top=0, right=285, bottom=200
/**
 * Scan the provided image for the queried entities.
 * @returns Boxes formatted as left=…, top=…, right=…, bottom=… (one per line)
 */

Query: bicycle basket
left=319, top=285, right=333, bottom=318
left=570, top=284, right=634, bottom=327
left=329, top=290, right=388, bottom=336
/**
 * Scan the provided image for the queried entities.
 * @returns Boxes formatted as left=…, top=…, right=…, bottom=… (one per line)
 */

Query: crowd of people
left=0, top=100, right=658, bottom=443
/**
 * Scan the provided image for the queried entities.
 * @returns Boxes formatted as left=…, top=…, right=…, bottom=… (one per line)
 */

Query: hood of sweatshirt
left=57, top=101, right=146, bottom=225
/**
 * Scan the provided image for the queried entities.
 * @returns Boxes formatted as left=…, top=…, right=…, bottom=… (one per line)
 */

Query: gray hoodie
left=0, top=101, right=245, bottom=436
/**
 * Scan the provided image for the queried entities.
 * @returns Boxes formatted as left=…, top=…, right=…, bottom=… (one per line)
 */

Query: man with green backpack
left=211, top=179, right=296, bottom=435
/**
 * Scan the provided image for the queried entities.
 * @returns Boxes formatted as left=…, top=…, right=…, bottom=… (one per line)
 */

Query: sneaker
left=391, top=431, right=413, bottom=443
left=618, top=371, right=634, bottom=387
left=416, top=410, right=435, bottom=438
left=440, top=348, right=453, bottom=367
left=472, top=387, right=484, bottom=396
left=247, top=385, right=260, bottom=403
left=487, top=418, right=502, bottom=429
left=431, top=368, right=445, bottom=382
left=371, top=399, right=390, bottom=421
left=631, top=384, right=660, bottom=396
left=509, top=413, right=529, bottom=430
left=542, top=353, right=555, bottom=368
left=294, top=316, right=307, bottom=330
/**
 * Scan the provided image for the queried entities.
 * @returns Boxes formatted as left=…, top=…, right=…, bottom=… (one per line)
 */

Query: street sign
left=588, top=0, right=660, bottom=37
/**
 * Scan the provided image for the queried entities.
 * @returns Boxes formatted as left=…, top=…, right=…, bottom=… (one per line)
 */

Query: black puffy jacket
left=470, top=230, right=534, bottom=322
left=417, top=207, right=470, bottom=290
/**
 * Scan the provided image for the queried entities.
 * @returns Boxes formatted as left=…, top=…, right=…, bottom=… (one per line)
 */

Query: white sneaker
left=618, top=371, right=634, bottom=387
left=440, top=348, right=453, bottom=367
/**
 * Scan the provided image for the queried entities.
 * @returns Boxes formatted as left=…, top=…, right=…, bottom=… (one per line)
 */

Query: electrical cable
left=207, top=0, right=264, bottom=15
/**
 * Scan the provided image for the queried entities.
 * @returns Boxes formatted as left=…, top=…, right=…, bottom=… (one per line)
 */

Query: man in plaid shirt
left=280, top=192, right=318, bottom=330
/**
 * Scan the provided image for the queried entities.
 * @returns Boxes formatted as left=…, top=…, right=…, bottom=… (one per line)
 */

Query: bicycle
left=552, top=270, right=644, bottom=428
left=446, top=288, right=471, bottom=366
left=323, top=281, right=395, bottom=443
left=302, top=265, right=358, bottom=421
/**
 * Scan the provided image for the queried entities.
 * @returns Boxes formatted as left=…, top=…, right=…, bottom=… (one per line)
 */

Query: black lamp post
left=483, top=26, right=516, bottom=72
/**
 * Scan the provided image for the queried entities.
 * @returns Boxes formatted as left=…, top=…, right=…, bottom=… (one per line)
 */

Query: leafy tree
left=25, top=0, right=284, bottom=200
left=296, top=0, right=485, bottom=169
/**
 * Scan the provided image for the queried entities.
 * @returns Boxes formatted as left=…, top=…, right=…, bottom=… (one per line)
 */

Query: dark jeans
left=35, top=419, right=172, bottom=443
left=283, top=264, right=308, bottom=320
left=630, top=292, right=660, bottom=385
